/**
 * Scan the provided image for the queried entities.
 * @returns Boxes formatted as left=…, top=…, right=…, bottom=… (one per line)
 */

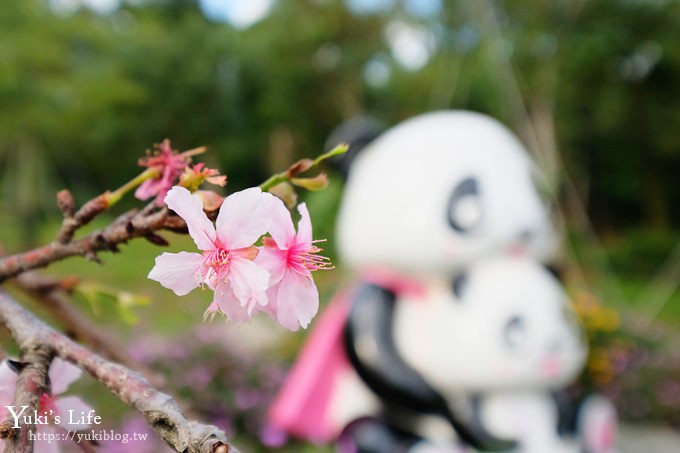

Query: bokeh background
left=0, top=0, right=679, bottom=452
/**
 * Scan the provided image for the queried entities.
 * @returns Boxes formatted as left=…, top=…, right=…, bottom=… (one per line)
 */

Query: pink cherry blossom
left=256, top=200, right=332, bottom=331
left=179, top=163, right=227, bottom=192
left=0, top=358, right=94, bottom=453
left=135, top=140, right=206, bottom=205
left=148, top=185, right=275, bottom=322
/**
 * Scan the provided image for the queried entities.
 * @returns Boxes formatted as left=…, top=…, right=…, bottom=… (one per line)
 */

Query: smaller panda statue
left=340, top=257, right=617, bottom=453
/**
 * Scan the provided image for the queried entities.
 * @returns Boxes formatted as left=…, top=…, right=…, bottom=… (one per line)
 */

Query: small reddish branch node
left=56, top=190, right=75, bottom=218
left=213, top=443, right=233, bottom=453
left=0, top=421, right=16, bottom=439
left=57, top=194, right=110, bottom=245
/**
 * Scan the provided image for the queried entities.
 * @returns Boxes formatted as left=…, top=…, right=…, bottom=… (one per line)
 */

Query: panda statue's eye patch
left=447, top=177, right=482, bottom=233
left=451, top=273, right=468, bottom=299
left=504, top=315, right=526, bottom=350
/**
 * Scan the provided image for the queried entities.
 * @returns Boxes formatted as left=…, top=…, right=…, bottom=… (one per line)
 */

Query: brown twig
left=0, top=194, right=222, bottom=284
left=13, top=273, right=140, bottom=372
left=0, top=206, right=169, bottom=283
left=0, top=291, right=237, bottom=453
left=56, top=190, right=109, bottom=245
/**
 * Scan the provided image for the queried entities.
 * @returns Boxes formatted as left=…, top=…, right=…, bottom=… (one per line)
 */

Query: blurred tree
left=555, top=0, right=680, bottom=230
left=0, top=0, right=678, bottom=247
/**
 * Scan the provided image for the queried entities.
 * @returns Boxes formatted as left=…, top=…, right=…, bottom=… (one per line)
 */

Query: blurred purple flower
left=657, top=380, right=680, bottom=407
left=235, top=387, right=261, bottom=410
left=184, top=365, right=214, bottom=389
left=260, top=423, right=288, bottom=448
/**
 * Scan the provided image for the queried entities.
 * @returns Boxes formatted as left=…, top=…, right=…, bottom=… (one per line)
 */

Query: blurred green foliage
left=0, top=0, right=678, bottom=243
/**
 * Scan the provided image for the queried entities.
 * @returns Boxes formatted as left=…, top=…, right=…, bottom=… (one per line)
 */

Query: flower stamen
left=200, top=247, right=232, bottom=287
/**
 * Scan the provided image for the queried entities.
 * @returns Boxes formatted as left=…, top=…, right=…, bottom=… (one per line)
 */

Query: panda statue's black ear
left=324, top=116, right=386, bottom=179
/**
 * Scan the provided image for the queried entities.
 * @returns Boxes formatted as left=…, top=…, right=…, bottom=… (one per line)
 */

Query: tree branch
left=56, top=191, right=108, bottom=245
left=13, top=272, right=142, bottom=373
left=5, top=348, right=53, bottom=453
left=0, top=192, right=223, bottom=284
left=0, top=291, right=238, bottom=453
left=0, top=206, right=170, bottom=283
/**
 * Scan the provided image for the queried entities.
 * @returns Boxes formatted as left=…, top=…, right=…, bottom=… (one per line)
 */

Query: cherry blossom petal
left=164, top=186, right=216, bottom=250
left=228, top=258, right=270, bottom=314
left=49, top=358, right=82, bottom=396
left=213, top=282, right=255, bottom=323
left=148, top=252, right=203, bottom=296
left=255, top=246, right=287, bottom=287
left=134, top=179, right=160, bottom=201
left=54, top=396, right=95, bottom=430
left=296, top=203, right=313, bottom=246
left=272, top=270, right=319, bottom=331
left=203, top=300, right=222, bottom=321
left=216, top=188, right=275, bottom=249
left=267, top=197, right=296, bottom=248
left=260, top=286, right=280, bottom=321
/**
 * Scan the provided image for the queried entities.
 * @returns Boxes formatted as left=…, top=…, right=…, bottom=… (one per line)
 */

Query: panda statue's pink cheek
left=506, top=243, right=530, bottom=257
left=539, top=354, right=562, bottom=378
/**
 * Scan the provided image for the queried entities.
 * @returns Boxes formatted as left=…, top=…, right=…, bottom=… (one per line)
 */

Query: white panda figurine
left=268, top=111, right=614, bottom=451
left=340, top=257, right=617, bottom=453
left=336, top=110, right=559, bottom=275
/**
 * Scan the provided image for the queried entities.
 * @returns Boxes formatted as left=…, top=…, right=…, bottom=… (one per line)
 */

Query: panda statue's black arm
left=342, top=283, right=517, bottom=452
left=338, top=416, right=420, bottom=453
